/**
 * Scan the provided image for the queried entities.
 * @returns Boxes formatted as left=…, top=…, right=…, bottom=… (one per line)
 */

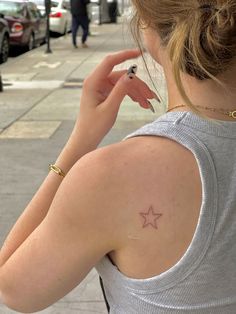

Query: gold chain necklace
left=166, top=105, right=236, bottom=119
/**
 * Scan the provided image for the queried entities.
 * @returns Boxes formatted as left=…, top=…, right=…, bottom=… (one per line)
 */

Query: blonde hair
left=130, top=0, right=236, bottom=115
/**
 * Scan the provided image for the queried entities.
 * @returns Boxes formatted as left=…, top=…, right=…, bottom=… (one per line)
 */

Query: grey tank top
left=95, top=112, right=236, bottom=313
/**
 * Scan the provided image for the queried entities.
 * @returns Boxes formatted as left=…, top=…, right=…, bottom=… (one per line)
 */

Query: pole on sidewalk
left=45, top=0, right=52, bottom=53
left=99, top=0, right=102, bottom=25
left=0, top=74, right=3, bottom=92
left=121, top=0, right=124, bottom=14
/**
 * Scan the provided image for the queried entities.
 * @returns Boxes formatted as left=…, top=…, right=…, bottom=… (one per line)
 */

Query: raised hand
left=74, top=49, right=158, bottom=146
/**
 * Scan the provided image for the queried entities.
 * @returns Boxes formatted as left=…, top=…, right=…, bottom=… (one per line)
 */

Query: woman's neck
left=163, top=63, right=236, bottom=121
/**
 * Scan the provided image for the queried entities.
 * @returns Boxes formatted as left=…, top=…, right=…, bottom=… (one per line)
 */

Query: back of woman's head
left=131, top=0, right=236, bottom=113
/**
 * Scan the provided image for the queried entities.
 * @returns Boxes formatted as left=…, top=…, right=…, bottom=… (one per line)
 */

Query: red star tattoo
left=140, top=206, right=162, bottom=229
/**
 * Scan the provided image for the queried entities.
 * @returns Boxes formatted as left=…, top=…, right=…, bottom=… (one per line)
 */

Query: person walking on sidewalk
left=70, top=0, right=90, bottom=48
left=1, top=1, right=236, bottom=313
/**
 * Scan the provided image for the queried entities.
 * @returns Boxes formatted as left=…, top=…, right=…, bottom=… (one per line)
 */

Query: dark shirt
left=70, top=0, right=90, bottom=16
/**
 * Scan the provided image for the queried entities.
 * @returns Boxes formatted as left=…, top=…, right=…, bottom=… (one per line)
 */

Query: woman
left=1, top=0, right=236, bottom=313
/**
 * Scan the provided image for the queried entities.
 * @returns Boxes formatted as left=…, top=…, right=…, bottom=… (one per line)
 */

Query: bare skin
left=143, top=27, right=236, bottom=120
left=140, top=206, right=163, bottom=229
left=0, top=26, right=235, bottom=313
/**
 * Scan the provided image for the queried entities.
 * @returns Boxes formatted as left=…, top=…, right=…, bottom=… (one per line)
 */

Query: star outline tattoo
left=140, top=206, right=163, bottom=229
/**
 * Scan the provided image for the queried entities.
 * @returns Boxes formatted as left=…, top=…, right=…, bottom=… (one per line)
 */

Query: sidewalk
left=0, top=20, right=167, bottom=314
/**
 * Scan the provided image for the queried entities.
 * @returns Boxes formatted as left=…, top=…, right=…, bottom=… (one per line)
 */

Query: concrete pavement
left=0, top=19, right=167, bottom=314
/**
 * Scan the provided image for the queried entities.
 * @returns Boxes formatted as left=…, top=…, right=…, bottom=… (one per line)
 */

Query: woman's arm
left=0, top=146, right=127, bottom=313
left=0, top=49, right=156, bottom=312
left=0, top=132, right=97, bottom=268
left=0, top=49, right=144, bottom=267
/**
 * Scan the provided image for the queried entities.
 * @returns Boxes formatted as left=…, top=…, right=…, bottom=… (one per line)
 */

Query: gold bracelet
left=49, top=164, right=66, bottom=178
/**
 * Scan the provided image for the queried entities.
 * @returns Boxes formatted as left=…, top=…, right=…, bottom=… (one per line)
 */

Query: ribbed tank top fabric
left=95, top=112, right=236, bottom=313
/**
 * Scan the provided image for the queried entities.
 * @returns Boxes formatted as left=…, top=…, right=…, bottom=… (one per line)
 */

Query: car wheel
left=0, top=35, right=9, bottom=64
left=28, top=33, right=35, bottom=51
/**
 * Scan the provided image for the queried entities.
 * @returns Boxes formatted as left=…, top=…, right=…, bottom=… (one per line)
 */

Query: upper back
left=96, top=111, right=236, bottom=313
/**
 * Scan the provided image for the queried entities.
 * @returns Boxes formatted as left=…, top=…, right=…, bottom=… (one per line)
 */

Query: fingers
left=92, top=49, right=141, bottom=79
left=103, top=71, right=158, bottom=114
left=124, top=73, right=160, bottom=110
left=127, top=75, right=155, bottom=100
left=102, top=73, right=135, bottom=113
left=108, top=70, right=127, bottom=85
left=108, top=70, right=160, bottom=105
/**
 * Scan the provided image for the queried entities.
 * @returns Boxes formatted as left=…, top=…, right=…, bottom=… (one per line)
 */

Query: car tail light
left=11, top=22, right=23, bottom=33
left=49, top=12, right=62, bottom=18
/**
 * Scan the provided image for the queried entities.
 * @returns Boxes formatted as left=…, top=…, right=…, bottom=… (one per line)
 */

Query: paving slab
left=0, top=89, right=51, bottom=129
left=34, top=62, right=78, bottom=81
left=0, top=121, right=61, bottom=139
left=69, top=61, right=98, bottom=79
left=23, top=89, right=81, bottom=121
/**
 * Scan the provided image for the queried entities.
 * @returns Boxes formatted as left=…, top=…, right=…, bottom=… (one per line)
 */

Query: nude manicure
left=147, top=100, right=155, bottom=113
left=152, top=92, right=161, bottom=103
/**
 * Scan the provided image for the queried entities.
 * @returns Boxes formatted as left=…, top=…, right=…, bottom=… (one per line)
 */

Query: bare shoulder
left=80, top=134, right=198, bottom=184
left=74, top=134, right=201, bottom=222
left=70, top=135, right=202, bottom=278
left=76, top=134, right=200, bottom=201
left=90, top=135, right=202, bottom=279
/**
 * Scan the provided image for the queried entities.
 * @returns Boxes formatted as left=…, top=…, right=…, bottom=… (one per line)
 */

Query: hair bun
left=183, top=1, right=236, bottom=80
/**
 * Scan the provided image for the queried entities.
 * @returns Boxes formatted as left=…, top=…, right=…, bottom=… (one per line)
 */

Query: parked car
left=0, top=0, right=46, bottom=50
left=33, top=0, right=71, bottom=35
left=0, top=12, right=9, bottom=62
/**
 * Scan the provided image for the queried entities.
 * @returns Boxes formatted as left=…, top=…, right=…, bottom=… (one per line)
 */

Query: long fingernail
left=147, top=100, right=155, bottom=113
left=152, top=92, right=161, bottom=103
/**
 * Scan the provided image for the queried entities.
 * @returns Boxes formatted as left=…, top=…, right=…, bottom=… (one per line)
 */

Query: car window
left=0, top=1, right=25, bottom=18
left=51, top=0, right=59, bottom=8
left=28, top=2, right=41, bottom=19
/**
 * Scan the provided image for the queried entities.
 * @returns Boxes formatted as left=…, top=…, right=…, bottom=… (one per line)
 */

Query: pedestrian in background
left=70, top=0, right=90, bottom=48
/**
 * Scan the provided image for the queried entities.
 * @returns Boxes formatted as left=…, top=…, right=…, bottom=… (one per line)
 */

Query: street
left=0, top=19, right=166, bottom=314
